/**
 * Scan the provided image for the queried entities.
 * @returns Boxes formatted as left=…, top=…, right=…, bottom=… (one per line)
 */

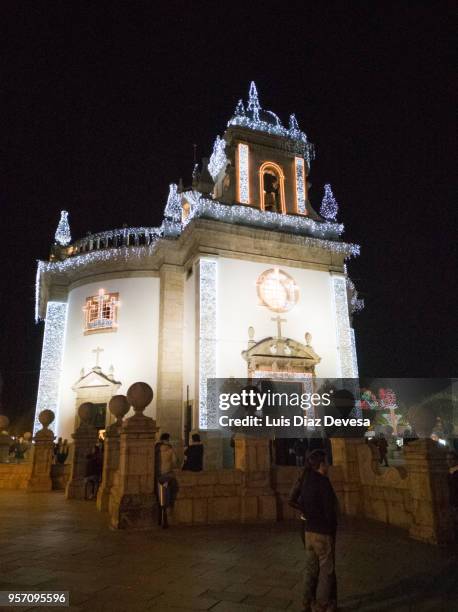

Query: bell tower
left=208, top=82, right=318, bottom=218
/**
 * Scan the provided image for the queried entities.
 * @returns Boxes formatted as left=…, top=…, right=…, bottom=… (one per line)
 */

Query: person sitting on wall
left=182, top=433, right=204, bottom=471
left=56, top=439, right=69, bottom=465
left=53, top=437, right=63, bottom=463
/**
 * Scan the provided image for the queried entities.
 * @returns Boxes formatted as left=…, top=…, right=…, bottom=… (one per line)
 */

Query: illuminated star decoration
left=54, top=210, right=71, bottom=246
left=320, top=184, right=338, bottom=221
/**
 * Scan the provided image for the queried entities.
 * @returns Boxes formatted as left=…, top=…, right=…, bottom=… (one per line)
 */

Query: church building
left=34, top=83, right=362, bottom=443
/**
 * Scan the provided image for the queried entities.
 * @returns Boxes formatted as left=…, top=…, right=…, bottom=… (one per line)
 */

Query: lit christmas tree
left=320, top=184, right=338, bottom=221
left=54, top=210, right=71, bottom=246
left=247, top=81, right=260, bottom=121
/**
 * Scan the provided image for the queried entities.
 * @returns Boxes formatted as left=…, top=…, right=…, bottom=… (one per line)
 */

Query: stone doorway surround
left=72, top=366, right=122, bottom=431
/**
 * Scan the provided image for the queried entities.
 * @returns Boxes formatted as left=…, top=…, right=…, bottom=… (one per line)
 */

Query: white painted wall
left=57, top=276, right=160, bottom=438
left=214, top=257, right=340, bottom=379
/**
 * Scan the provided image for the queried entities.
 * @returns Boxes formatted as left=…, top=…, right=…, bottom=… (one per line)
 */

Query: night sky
left=1, top=3, right=456, bottom=427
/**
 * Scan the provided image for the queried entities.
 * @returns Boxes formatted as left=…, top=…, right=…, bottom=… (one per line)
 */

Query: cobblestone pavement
left=0, top=491, right=456, bottom=612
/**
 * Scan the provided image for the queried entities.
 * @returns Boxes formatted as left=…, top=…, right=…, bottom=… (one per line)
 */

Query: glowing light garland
left=237, top=143, right=250, bottom=204
left=320, top=184, right=338, bottom=221
left=295, top=157, right=306, bottom=214
left=35, top=239, right=162, bottom=321
left=35, top=189, right=360, bottom=321
left=182, top=191, right=358, bottom=252
left=332, top=276, right=358, bottom=378
left=33, top=302, right=68, bottom=434
left=71, top=226, right=162, bottom=253
left=198, top=259, right=217, bottom=429
left=228, top=82, right=315, bottom=165
left=208, top=135, right=228, bottom=181
left=54, top=210, right=71, bottom=246
left=346, top=277, right=365, bottom=314
left=163, top=183, right=182, bottom=237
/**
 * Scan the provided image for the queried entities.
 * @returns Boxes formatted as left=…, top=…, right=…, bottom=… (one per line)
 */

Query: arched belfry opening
left=259, top=161, right=286, bottom=214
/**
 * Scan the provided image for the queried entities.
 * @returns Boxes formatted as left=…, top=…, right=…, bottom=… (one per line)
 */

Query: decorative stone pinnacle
left=127, top=382, right=154, bottom=415
left=109, top=395, right=130, bottom=425
left=77, top=402, right=94, bottom=425
left=38, top=409, right=55, bottom=430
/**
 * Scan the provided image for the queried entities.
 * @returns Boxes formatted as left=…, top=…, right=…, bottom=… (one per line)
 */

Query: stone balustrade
left=67, top=227, right=162, bottom=257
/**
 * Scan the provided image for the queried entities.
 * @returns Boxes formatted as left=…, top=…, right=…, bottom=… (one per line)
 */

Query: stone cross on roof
left=92, top=346, right=104, bottom=368
left=271, top=315, right=287, bottom=339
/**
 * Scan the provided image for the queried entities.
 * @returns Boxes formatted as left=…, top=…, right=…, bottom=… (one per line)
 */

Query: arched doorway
left=259, top=161, right=286, bottom=214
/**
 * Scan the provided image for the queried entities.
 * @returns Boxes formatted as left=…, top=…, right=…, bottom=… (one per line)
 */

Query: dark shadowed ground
left=0, top=491, right=456, bottom=611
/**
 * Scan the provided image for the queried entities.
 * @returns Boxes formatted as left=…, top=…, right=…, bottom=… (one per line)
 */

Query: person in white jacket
left=155, top=433, right=178, bottom=518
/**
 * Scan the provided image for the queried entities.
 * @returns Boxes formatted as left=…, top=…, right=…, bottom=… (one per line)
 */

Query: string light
left=199, top=259, right=217, bottom=429
left=246, top=81, right=261, bottom=121
left=332, top=276, right=358, bottom=378
left=237, top=143, right=250, bottom=204
left=295, top=157, right=306, bottom=214
left=346, top=277, right=364, bottom=313
left=163, top=183, right=182, bottom=237
left=227, top=82, right=315, bottom=165
left=35, top=240, right=161, bottom=321
left=320, top=184, right=338, bottom=221
left=208, top=135, right=228, bottom=181
left=54, top=211, right=71, bottom=246
left=182, top=191, right=358, bottom=252
left=33, top=302, right=67, bottom=434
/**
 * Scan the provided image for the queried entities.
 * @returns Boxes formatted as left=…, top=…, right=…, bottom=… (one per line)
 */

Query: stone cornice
left=37, top=217, right=352, bottom=317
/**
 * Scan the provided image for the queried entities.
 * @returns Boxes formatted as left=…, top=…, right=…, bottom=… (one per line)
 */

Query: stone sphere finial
left=305, top=332, right=312, bottom=346
left=78, top=402, right=94, bottom=424
left=38, top=409, right=55, bottom=429
left=23, top=432, right=32, bottom=441
left=248, top=326, right=255, bottom=340
left=127, top=382, right=153, bottom=414
left=0, top=415, right=10, bottom=431
left=109, top=395, right=130, bottom=424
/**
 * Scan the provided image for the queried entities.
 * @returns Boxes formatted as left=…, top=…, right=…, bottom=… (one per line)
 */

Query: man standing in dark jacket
left=300, top=449, right=338, bottom=612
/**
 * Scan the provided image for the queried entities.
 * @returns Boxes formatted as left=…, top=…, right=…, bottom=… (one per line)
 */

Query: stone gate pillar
left=96, top=395, right=129, bottom=512
left=109, top=382, right=158, bottom=530
left=156, top=264, right=184, bottom=440
left=234, top=435, right=276, bottom=521
left=27, top=410, right=55, bottom=492
left=65, top=403, right=98, bottom=500
left=404, top=438, right=453, bottom=545
left=330, top=437, right=365, bottom=515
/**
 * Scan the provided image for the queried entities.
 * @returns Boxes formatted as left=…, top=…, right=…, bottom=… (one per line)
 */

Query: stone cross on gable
left=92, top=346, right=104, bottom=368
left=271, top=315, right=287, bottom=339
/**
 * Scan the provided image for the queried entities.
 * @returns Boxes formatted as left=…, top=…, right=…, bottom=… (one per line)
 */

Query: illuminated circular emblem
left=256, top=268, right=299, bottom=312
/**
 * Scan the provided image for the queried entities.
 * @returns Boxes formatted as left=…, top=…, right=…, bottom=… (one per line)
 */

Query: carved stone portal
left=241, top=320, right=321, bottom=378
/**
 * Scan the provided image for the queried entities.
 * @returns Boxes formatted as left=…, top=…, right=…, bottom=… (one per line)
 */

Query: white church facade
left=34, top=83, right=362, bottom=441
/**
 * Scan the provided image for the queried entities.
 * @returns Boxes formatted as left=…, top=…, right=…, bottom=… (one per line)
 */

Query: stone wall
left=171, top=464, right=346, bottom=525
left=172, top=469, right=243, bottom=524
left=51, top=464, right=71, bottom=490
left=0, top=463, right=33, bottom=490
left=171, top=439, right=453, bottom=545
left=357, top=443, right=412, bottom=529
